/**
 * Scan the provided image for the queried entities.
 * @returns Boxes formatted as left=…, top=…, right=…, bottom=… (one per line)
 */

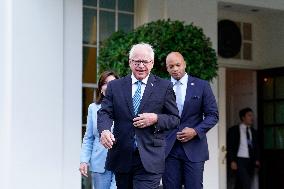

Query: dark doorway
left=226, top=69, right=259, bottom=189
left=258, top=67, right=284, bottom=189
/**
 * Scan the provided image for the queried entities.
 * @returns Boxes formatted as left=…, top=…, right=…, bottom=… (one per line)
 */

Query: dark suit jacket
left=97, top=74, right=180, bottom=174
left=227, top=125, right=260, bottom=164
left=165, top=76, right=219, bottom=162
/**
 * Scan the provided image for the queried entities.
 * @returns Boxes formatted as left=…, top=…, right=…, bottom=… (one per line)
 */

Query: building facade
left=1, top=0, right=284, bottom=189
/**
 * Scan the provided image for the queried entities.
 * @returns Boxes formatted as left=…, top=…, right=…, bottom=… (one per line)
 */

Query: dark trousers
left=235, top=158, right=254, bottom=189
left=115, top=149, right=162, bottom=189
left=162, top=141, right=204, bottom=189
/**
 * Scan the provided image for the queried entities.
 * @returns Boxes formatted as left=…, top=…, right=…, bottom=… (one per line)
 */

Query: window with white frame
left=81, top=0, right=134, bottom=187
left=82, top=0, right=134, bottom=125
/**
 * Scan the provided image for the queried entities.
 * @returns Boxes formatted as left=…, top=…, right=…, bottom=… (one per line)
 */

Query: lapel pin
left=151, top=83, right=153, bottom=86
left=191, top=83, right=195, bottom=86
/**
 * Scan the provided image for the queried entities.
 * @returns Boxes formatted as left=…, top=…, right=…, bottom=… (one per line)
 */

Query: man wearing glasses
left=98, top=43, right=180, bottom=189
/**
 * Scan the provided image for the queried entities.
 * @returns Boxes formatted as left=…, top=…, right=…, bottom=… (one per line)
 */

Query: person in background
left=227, top=107, right=260, bottom=189
left=79, top=71, right=119, bottom=189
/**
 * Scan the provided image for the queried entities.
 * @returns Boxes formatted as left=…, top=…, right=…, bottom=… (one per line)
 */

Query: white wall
left=218, top=9, right=267, bottom=69
left=218, top=3, right=284, bottom=69
left=0, top=0, right=13, bottom=188
left=0, top=0, right=82, bottom=188
left=261, top=12, right=284, bottom=68
left=221, top=0, right=284, bottom=11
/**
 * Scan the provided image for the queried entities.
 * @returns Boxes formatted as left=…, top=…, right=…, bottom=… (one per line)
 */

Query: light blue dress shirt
left=171, top=73, right=188, bottom=115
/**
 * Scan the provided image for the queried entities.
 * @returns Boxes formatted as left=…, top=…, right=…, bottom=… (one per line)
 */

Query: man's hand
left=133, top=113, right=158, bottom=128
left=79, top=162, right=88, bottom=177
left=100, top=130, right=115, bottom=149
left=176, top=127, right=197, bottom=142
left=231, top=161, right=238, bottom=171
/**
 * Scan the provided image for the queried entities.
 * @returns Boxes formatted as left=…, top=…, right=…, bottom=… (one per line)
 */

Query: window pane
left=83, top=47, right=97, bottom=83
left=263, top=102, right=274, bottom=125
left=118, top=0, right=134, bottom=12
left=264, top=127, right=274, bottom=149
left=82, top=87, right=95, bottom=124
left=118, top=13, right=134, bottom=33
left=262, top=77, right=274, bottom=100
left=275, top=76, right=284, bottom=99
left=83, top=0, right=97, bottom=6
left=83, top=8, right=97, bottom=44
left=275, top=101, right=284, bottom=124
left=275, top=127, right=284, bottom=149
left=100, top=0, right=115, bottom=9
left=99, top=11, right=115, bottom=42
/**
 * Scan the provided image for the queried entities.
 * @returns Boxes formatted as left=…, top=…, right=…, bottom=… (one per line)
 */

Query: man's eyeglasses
left=130, top=59, right=153, bottom=66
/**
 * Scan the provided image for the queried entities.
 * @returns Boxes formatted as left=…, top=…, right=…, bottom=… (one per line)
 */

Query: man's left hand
left=177, top=127, right=197, bottom=142
left=133, top=113, right=158, bottom=128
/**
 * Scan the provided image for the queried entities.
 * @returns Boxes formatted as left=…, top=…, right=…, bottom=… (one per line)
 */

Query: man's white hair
left=129, top=43, right=154, bottom=60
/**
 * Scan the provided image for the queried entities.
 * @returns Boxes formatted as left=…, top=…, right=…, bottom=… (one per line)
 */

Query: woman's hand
left=79, top=162, right=89, bottom=177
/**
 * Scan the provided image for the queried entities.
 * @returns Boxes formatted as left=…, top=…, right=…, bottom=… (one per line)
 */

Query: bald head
left=166, top=52, right=185, bottom=63
left=166, top=52, right=186, bottom=80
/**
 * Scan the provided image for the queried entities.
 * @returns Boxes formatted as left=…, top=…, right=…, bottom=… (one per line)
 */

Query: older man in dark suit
left=97, top=43, right=180, bottom=189
left=163, top=52, right=219, bottom=189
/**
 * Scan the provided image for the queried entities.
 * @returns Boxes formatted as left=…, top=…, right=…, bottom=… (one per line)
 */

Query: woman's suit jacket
left=80, top=103, right=108, bottom=173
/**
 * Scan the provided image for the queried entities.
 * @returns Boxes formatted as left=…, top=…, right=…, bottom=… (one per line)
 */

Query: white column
left=62, top=0, right=82, bottom=188
left=11, top=0, right=64, bottom=188
left=0, top=0, right=82, bottom=188
left=0, top=0, right=13, bottom=188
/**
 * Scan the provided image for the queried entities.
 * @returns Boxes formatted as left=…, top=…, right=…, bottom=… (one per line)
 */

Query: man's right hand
left=231, top=161, right=238, bottom=171
left=100, top=130, right=115, bottom=149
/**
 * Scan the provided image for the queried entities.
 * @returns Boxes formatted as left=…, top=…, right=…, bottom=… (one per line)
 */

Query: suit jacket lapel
left=138, top=74, right=155, bottom=114
left=181, top=76, right=196, bottom=118
left=122, top=75, right=135, bottom=117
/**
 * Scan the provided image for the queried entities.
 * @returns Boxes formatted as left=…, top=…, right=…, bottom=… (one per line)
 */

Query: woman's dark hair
left=95, top=71, right=119, bottom=104
left=239, top=107, right=253, bottom=121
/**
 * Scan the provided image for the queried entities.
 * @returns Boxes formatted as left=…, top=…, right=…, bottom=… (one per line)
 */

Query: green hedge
left=98, top=19, right=218, bottom=80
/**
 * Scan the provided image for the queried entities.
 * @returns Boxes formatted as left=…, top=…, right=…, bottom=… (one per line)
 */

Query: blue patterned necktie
left=133, top=80, right=142, bottom=115
left=132, top=80, right=142, bottom=149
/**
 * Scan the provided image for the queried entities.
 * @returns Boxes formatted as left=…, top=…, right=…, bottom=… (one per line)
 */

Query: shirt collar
left=131, top=73, right=149, bottom=85
left=240, top=123, right=250, bottom=129
left=171, top=73, right=188, bottom=85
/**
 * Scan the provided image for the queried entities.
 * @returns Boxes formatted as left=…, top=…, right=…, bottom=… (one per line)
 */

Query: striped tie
left=133, top=80, right=142, bottom=149
left=133, top=80, right=142, bottom=115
